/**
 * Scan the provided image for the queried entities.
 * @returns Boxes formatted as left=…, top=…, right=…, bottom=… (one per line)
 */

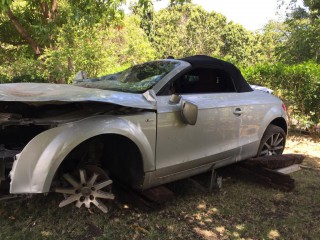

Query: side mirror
left=169, top=94, right=182, bottom=104
left=181, top=100, right=198, bottom=125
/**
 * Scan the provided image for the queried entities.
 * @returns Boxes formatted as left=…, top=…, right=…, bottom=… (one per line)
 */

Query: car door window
left=159, top=68, right=237, bottom=95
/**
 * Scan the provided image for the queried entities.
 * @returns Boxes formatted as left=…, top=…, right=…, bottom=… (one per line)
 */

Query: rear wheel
left=257, top=124, right=286, bottom=157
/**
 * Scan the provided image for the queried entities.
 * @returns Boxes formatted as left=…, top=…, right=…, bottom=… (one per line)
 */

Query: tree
left=302, top=0, right=320, bottom=19
left=152, top=4, right=227, bottom=58
left=0, top=0, right=124, bottom=57
left=131, top=0, right=154, bottom=38
left=276, top=0, right=320, bottom=63
left=221, top=22, right=264, bottom=66
left=258, top=21, right=287, bottom=63
left=169, top=0, right=192, bottom=6
left=42, top=15, right=156, bottom=83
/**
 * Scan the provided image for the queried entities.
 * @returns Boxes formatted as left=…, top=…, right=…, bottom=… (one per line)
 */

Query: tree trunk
left=39, top=2, right=49, bottom=21
left=7, top=8, right=42, bottom=56
left=51, top=0, right=58, bottom=20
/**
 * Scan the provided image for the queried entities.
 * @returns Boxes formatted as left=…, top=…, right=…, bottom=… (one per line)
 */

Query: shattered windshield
left=73, top=61, right=180, bottom=93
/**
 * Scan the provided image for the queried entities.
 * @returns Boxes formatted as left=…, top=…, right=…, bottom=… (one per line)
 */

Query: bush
left=0, top=54, right=47, bottom=83
left=242, top=62, right=320, bottom=124
left=11, top=75, right=47, bottom=83
left=0, top=73, right=10, bottom=83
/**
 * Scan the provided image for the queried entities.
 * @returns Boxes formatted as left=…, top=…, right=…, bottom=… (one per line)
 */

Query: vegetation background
left=0, top=0, right=319, bottom=127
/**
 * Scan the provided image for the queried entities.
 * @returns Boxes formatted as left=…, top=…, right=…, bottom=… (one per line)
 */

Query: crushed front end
left=0, top=101, right=119, bottom=192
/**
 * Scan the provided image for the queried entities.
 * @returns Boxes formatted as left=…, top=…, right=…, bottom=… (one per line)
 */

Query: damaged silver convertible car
left=0, top=55, right=287, bottom=212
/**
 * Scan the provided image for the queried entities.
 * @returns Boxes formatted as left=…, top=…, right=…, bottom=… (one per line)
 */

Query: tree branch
left=7, top=8, right=42, bottom=56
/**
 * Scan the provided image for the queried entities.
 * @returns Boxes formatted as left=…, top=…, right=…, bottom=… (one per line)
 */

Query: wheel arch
left=257, top=116, right=288, bottom=150
left=258, top=104, right=288, bottom=139
left=56, top=133, right=145, bottom=189
left=269, top=117, right=288, bottom=135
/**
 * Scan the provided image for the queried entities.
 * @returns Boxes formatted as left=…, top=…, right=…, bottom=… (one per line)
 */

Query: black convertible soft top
left=181, top=55, right=253, bottom=93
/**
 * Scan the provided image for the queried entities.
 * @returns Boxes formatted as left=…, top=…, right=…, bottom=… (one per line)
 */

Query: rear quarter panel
left=236, top=90, right=287, bottom=161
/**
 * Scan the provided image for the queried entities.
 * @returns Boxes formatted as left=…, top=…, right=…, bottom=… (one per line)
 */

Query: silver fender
left=10, top=114, right=156, bottom=193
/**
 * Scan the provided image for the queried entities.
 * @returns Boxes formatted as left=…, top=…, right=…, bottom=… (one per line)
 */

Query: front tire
left=257, top=124, right=286, bottom=157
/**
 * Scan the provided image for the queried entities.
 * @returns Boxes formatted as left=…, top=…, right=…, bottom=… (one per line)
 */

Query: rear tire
left=257, top=124, right=286, bottom=157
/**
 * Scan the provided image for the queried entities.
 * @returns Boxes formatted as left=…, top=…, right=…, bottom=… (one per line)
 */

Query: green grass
left=0, top=133, right=319, bottom=240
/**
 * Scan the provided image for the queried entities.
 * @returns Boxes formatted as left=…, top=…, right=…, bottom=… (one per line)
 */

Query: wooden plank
left=245, top=154, right=305, bottom=169
left=233, top=164, right=295, bottom=191
left=235, top=154, right=306, bottom=191
left=276, top=164, right=301, bottom=174
left=141, top=186, right=174, bottom=204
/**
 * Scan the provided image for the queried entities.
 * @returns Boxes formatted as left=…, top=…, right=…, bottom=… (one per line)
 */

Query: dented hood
left=0, top=83, right=155, bottom=109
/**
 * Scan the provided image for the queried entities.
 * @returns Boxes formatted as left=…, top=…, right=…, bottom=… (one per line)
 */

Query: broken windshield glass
left=74, top=61, right=180, bottom=93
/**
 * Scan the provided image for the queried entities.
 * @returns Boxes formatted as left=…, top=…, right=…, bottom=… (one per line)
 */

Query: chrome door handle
left=233, top=108, right=243, bottom=115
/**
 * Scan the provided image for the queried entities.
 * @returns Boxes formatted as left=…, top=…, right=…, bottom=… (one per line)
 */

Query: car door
left=155, top=68, right=243, bottom=179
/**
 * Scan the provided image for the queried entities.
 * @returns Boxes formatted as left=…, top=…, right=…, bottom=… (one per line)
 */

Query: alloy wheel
left=55, top=166, right=115, bottom=213
left=259, top=132, right=285, bottom=156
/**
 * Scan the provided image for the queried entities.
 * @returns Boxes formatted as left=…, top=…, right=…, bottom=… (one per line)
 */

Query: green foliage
left=276, top=18, right=320, bottom=63
left=276, top=0, right=320, bottom=63
left=0, top=0, right=125, bottom=57
left=301, top=0, right=320, bottom=18
left=70, top=0, right=125, bottom=25
left=169, top=0, right=192, bottom=6
left=0, top=44, right=44, bottom=83
left=221, top=22, right=264, bottom=66
left=242, top=62, right=320, bottom=123
left=0, top=68, right=10, bottom=83
left=250, top=21, right=285, bottom=64
left=0, top=0, right=13, bottom=10
left=151, top=3, right=268, bottom=66
left=152, top=4, right=227, bottom=58
left=130, top=0, right=154, bottom=38
left=41, top=16, right=155, bottom=83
